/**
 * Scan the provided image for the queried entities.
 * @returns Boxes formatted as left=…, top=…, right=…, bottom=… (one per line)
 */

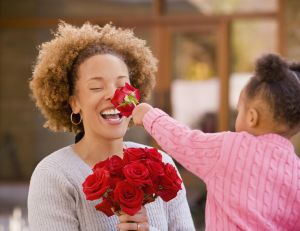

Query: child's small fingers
left=132, top=116, right=141, bottom=126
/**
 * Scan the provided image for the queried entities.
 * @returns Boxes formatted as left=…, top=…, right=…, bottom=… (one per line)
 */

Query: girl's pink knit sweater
left=143, top=108, right=300, bottom=231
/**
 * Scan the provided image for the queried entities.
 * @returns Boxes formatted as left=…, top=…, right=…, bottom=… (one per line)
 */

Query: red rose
left=114, top=181, right=144, bottom=216
left=118, top=104, right=135, bottom=117
left=93, top=159, right=109, bottom=172
left=123, top=162, right=152, bottom=188
left=95, top=198, right=114, bottom=217
left=107, top=155, right=124, bottom=177
left=93, top=156, right=124, bottom=177
left=164, top=163, right=182, bottom=187
left=143, top=194, right=156, bottom=205
left=158, top=164, right=182, bottom=202
left=145, top=148, right=162, bottom=163
left=111, top=83, right=140, bottom=117
left=145, top=159, right=164, bottom=191
left=109, top=176, right=123, bottom=189
left=82, top=168, right=110, bottom=200
left=123, top=148, right=147, bottom=164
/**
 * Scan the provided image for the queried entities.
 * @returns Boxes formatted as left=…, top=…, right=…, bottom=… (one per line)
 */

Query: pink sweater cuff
left=143, top=108, right=168, bottom=135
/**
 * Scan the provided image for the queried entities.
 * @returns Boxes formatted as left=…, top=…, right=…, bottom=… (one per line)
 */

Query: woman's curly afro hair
left=29, top=21, right=158, bottom=133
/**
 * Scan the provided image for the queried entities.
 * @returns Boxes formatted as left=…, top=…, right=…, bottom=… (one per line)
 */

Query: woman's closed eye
left=89, top=87, right=104, bottom=91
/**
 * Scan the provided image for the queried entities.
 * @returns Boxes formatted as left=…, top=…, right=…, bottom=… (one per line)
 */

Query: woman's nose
left=104, top=85, right=116, bottom=100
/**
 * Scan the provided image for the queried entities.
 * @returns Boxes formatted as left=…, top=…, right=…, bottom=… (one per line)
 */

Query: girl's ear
left=247, top=108, right=259, bottom=128
left=69, top=95, right=80, bottom=113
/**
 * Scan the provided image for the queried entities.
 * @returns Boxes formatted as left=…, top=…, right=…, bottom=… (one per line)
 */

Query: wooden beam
left=217, top=19, right=230, bottom=131
left=277, top=0, right=286, bottom=55
left=0, top=12, right=278, bottom=29
left=152, top=25, right=172, bottom=113
left=153, top=0, right=165, bottom=16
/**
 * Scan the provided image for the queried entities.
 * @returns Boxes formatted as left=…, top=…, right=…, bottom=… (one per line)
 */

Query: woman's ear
left=69, top=95, right=80, bottom=113
left=247, top=108, right=259, bottom=128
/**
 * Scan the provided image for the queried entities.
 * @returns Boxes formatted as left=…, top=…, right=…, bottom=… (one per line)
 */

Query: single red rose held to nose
left=111, top=83, right=140, bottom=117
left=114, top=181, right=144, bottom=216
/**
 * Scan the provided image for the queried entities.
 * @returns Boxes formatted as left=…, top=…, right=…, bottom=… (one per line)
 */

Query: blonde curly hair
left=29, top=22, right=157, bottom=133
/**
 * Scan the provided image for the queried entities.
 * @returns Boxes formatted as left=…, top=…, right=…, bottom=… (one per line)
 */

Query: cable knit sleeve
left=143, top=108, right=226, bottom=181
left=28, top=165, right=79, bottom=231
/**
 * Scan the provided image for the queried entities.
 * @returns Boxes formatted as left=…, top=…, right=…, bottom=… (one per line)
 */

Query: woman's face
left=71, top=54, right=131, bottom=141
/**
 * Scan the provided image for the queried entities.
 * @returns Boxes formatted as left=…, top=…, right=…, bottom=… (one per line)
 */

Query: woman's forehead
left=77, top=54, right=129, bottom=80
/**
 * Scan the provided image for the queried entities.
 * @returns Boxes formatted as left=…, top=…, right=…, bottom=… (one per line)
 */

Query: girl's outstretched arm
left=133, top=104, right=226, bottom=181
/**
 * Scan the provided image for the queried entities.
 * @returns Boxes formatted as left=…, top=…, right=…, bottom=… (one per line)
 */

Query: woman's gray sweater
left=28, top=142, right=195, bottom=231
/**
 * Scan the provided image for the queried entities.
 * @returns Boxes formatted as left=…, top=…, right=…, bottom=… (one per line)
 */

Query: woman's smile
left=100, top=108, right=124, bottom=125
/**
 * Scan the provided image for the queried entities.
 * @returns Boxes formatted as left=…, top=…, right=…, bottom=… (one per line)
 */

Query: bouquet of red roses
left=82, top=147, right=182, bottom=216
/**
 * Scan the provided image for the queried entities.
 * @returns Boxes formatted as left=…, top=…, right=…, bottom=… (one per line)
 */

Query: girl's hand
left=116, top=206, right=149, bottom=231
left=132, top=103, right=153, bottom=126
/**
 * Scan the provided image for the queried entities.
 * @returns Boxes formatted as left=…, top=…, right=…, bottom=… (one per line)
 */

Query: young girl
left=132, top=54, right=300, bottom=231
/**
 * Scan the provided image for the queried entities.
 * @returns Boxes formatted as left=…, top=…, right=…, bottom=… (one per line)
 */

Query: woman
left=28, top=22, right=195, bottom=231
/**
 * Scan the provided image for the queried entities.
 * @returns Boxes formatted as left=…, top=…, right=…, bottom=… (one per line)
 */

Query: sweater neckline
left=67, top=145, right=92, bottom=170
left=67, top=141, right=130, bottom=169
left=258, top=133, right=294, bottom=151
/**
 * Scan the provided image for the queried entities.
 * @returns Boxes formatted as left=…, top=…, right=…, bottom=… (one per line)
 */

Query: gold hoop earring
left=70, top=112, right=82, bottom=125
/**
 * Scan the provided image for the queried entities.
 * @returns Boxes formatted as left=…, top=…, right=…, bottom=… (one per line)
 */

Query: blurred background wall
left=0, top=0, right=299, bottom=230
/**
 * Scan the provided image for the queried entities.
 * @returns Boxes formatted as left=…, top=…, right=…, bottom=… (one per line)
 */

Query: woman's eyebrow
left=117, top=75, right=129, bottom=80
left=88, top=76, right=128, bottom=81
left=88, top=76, right=104, bottom=81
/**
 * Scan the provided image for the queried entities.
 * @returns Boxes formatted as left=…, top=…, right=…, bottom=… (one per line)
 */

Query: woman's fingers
left=118, top=212, right=147, bottom=223
left=116, top=207, right=149, bottom=230
left=117, top=221, right=139, bottom=230
left=117, top=222, right=149, bottom=231
left=118, top=207, right=147, bottom=223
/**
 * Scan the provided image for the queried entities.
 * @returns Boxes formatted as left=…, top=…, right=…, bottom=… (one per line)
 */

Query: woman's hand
left=116, top=206, right=149, bottom=231
left=132, top=103, right=153, bottom=126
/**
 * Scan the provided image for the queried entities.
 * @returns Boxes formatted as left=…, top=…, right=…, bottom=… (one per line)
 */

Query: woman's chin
left=92, top=116, right=129, bottom=139
left=103, top=130, right=127, bottom=140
